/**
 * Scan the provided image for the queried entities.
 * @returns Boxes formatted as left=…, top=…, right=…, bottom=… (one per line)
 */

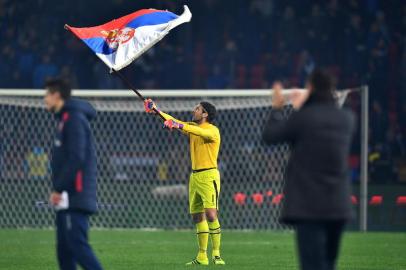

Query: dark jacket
left=51, top=98, right=98, bottom=214
left=262, top=96, right=355, bottom=224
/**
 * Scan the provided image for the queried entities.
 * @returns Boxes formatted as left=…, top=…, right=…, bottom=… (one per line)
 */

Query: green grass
left=0, top=229, right=405, bottom=270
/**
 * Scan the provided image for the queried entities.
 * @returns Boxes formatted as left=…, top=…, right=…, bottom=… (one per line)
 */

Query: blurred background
left=0, top=0, right=405, bottom=231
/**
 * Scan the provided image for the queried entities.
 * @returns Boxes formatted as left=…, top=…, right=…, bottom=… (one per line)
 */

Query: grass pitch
left=0, top=229, right=405, bottom=270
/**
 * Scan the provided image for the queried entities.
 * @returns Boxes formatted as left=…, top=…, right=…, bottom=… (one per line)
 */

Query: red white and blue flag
left=65, top=5, right=192, bottom=71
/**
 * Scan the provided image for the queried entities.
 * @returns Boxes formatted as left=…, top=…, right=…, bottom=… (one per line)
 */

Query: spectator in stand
left=367, top=14, right=390, bottom=104
left=296, top=50, right=316, bottom=86
left=305, top=4, right=329, bottom=61
left=207, top=64, right=229, bottom=89
left=344, top=14, right=367, bottom=80
left=33, top=54, right=59, bottom=88
left=370, top=100, right=389, bottom=146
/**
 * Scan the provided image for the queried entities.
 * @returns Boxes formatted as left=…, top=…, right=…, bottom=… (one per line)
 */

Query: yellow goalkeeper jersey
left=160, top=111, right=220, bottom=170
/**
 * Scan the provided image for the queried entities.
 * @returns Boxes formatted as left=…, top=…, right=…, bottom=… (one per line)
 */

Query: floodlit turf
left=0, top=229, right=405, bottom=270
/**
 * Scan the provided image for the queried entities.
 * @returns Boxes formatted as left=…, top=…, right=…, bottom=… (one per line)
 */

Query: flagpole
left=112, top=69, right=145, bottom=101
left=112, top=69, right=166, bottom=121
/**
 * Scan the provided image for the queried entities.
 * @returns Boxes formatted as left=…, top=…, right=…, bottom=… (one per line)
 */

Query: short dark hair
left=308, top=68, right=335, bottom=102
left=44, top=78, right=71, bottom=100
left=200, top=101, right=216, bottom=123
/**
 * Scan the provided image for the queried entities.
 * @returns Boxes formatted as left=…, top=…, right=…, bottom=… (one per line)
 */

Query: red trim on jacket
left=62, top=112, right=69, bottom=122
left=75, top=171, right=83, bottom=192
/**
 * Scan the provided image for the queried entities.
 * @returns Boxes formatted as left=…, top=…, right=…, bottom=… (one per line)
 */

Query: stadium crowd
left=0, top=0, right=405, bottom=183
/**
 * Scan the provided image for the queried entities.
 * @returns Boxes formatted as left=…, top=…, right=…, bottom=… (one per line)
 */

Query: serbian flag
left=65, top=5, right=192, bottom=71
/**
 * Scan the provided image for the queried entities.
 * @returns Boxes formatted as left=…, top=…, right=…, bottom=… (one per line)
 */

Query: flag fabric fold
left=65, top=5, right=192, bottom=71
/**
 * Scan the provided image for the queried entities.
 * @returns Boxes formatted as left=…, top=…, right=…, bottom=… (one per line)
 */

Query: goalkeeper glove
left=164, top=119, right=184, bottom=130
left=144, top=98, right=159, bottom=113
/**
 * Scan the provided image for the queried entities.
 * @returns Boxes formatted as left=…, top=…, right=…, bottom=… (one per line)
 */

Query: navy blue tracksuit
left=51, top=98, right=102, bottom=270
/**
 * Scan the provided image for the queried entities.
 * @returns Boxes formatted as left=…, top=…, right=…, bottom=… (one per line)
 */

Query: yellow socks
left=195, top=219, right=222, bottom=261
left=196, top=220, right=209, bottom=261
left=208, top=219, right=221, bottom=257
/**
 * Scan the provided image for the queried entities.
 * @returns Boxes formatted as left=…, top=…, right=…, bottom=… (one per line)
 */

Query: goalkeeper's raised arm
left=144, top=99, right=219, bottom=142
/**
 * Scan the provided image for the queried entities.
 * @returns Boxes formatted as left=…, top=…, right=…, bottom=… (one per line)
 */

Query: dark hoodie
left=262, top=95, right=355, bottom=223
left=51, top=98, right=98, bottom=214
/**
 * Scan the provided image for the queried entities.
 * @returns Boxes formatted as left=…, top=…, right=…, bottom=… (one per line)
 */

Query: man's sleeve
left=262, top=108, right=300, bottom=145
left=182, top=124, right=219, bottom=142
left=158, top=111, right=189, bottom=125
left=53, top=114, right=86, bottom=192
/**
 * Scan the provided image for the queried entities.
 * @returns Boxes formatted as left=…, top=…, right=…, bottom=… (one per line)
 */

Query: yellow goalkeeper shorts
left=189, top=168, right=220, bottom=214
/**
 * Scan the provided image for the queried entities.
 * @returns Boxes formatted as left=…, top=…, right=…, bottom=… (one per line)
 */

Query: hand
left=271, top=81, right=285, bottom=109
left=164, top=119, right=184, bottom=130
left=290, top=89, right=309, bottom=110
left=49, top=192, right=62, bottom=206
left=144, top=98, right=158, bottom=114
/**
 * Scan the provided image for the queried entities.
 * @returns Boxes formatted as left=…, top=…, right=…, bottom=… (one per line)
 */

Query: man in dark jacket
left=44, top=79, right=103, bottom=270
left=262, top=70, right=355, bottom=270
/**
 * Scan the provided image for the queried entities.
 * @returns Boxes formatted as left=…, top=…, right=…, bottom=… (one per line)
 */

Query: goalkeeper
left=144, top=99, right=225, bottom=266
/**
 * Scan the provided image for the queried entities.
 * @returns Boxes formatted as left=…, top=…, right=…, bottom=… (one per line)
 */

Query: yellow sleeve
left=182, top=125, right=219, bottom=142
left=158, top=111, right=188, bottom=125
left=158, top=111, right=218, bottom=140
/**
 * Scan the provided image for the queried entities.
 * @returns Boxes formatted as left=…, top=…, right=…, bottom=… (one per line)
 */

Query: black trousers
left=295, top=220, right=346, bottom=270
left=56, top=210, right=103, bottom=270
